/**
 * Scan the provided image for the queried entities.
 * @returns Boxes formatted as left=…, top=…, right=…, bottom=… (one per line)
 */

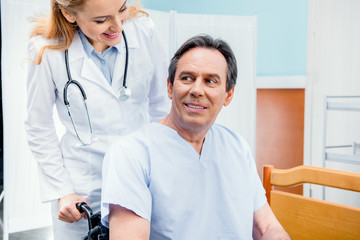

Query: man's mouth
left=185, top=103, right=206, bottom=109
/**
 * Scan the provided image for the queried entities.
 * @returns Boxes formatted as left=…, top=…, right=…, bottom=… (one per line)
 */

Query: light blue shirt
left=102, top=123, right=266, bottom=239
left=79, top=29, right=121, bottom=85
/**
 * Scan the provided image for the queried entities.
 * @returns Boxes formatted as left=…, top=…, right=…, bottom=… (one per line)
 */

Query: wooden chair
left=263, top=165, right=360, bottom=240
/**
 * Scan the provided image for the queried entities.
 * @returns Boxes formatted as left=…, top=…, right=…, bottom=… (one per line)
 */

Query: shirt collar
left=78, top=29, right=122, bottom=58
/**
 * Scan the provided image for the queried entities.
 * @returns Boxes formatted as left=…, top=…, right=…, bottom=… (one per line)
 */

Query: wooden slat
left=263, top=165, right=274, bottom=204
left=270, top=165, right=360, bottom=192
left=271, top=190, right=360, bottom=240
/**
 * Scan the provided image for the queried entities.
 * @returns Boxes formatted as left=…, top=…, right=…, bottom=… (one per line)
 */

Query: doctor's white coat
left=25, top=16, right=170, bottom=212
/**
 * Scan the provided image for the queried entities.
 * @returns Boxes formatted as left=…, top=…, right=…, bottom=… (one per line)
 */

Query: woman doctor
left=25, top=0, right=169, bottom=239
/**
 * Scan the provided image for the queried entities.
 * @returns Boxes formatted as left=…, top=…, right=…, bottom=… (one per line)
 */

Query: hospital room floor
left=7, top=227, right=53, bottom=240
left=0, top=189, right=53, bottom=240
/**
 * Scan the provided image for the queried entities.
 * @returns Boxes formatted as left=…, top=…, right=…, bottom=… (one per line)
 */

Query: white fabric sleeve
left=24, top=40, right=74, bottom=202
left=101, top=140, right=152, bottom=227
left=247, top=146, right=267, bottom=212
left=147, top=18, right=171, bottom=122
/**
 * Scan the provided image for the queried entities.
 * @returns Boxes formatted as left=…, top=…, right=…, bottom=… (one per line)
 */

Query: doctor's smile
left=102, top=32, right=120, bottom=39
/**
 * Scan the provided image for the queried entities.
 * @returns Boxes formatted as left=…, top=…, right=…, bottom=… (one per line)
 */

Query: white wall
left=1, top=1, right=53, bottom=239
left=305, top=0, right=360, bottom=206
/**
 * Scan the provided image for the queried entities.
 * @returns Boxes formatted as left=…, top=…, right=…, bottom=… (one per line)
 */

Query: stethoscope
left=63, top=30, right=130, bottom=145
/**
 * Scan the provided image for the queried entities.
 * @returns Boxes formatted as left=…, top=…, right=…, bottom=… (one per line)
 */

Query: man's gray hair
left=168, top=34, right=237, bottom=92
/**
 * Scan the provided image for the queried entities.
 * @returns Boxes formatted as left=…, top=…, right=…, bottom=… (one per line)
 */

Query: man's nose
left=190, top=78, right=205, bottom=97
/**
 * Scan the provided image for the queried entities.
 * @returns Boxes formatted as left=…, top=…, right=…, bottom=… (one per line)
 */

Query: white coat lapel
left=68, top=32, right=115, bottom=95
left=80, top=58, right=113, bottom=93
left=112, top=23, right=140, bottom=96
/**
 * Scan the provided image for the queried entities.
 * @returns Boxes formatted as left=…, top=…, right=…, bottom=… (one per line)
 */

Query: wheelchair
left=76, top=202, right=109, bottom=240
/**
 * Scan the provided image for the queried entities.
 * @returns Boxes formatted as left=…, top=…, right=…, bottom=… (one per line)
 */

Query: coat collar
left=111, top=20, right=140, bottom=93
left=67, top=31, right=85, bottom=62
left=66, top=20, right=140, bottom=97
left=122, top=19, right=140, bottom=50
left=67, top=18, right=140, bottom=61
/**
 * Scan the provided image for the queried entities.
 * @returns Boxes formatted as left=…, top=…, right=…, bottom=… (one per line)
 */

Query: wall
left=256, top=89, right=305, bottom=195
left=305, top=0, right=360, bottom=206
left=140, top=0, right=308, bottom=77
left=2, top=1, right=53, bottom=238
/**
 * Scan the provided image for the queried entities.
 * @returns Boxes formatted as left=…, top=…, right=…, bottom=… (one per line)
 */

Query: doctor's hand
left=58, top=193, right=89, bottom=223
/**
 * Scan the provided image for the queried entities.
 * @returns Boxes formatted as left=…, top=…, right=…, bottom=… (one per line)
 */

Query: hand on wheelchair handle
left=76, top=201, right=93, bottom=220
left=58, top=193, right=88, bottom=223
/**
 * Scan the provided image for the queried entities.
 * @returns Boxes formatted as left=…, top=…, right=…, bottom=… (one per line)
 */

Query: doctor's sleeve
left=101, top=140, right=152, bottom=227
left=147, top=19, right=171, bottom=122
left=24, top=40, right=74, bottom=202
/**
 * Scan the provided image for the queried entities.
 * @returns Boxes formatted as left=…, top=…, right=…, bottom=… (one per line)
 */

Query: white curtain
left=305, top=0, right=360, bottom=206
left=2, top=3, right=256, bottom=238
left=1, top=0, right=52, bottom=239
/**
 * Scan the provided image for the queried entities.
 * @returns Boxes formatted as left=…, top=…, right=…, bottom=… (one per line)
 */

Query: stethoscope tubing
left=63, top=31, right=129, bottom=105
left=63, top=50, right=87, bottom=105
left=62, top=30, right=129, bottom=145
left=122, top=31, right=129, bottom=88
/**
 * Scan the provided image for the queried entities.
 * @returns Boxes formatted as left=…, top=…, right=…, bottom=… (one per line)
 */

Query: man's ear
left=167, top=78, right=173, bottom=100
left=59, top=6, right=77, bottom=23
left=223, top=87, right=235, bottom=107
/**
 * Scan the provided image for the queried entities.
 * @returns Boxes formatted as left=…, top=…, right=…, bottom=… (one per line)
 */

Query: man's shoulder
left=116, top=124, right=151, bottom=145
left=112, top=123, right=163, bottom=148
left=211, top=124, right=250, bottom=150
left=107, top=123, right=172, bottom=168
left=211, top=124, right=244, bottom=141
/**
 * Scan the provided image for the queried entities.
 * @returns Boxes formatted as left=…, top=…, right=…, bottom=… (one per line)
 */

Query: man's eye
left=182, top=76, right=192, bottom=81
left=206, top=79, right=216, bottom=84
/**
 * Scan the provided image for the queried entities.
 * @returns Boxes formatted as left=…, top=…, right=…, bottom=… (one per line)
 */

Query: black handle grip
left=76, top=202, right=94, bottom=230
left=76, top=202, right=88, bottom=213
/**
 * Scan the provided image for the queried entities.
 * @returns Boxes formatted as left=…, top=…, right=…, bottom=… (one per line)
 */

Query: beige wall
left=256, top=89, right=305, bottom=195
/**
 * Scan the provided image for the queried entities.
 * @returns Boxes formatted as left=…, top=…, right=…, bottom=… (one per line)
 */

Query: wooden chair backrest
left=263, top=165, right=360, bottom=240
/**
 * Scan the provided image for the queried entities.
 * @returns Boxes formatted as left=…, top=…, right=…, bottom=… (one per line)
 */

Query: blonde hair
left=31, top=0, right=147, bottom=64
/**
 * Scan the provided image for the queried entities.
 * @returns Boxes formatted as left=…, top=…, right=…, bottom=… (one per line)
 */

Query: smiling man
left=101, top=35, right=290, bottom=240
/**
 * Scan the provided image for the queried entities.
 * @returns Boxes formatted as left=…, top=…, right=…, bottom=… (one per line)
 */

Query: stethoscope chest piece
left=119, top=86, right=131, bottom=101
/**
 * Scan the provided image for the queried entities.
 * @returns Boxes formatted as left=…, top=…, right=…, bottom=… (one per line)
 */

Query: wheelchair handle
left=76, top=202, right=94, bottom=230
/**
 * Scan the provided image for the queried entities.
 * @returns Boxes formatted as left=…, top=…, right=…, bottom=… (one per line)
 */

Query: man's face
left=168, top=47, right=234, bottom=131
